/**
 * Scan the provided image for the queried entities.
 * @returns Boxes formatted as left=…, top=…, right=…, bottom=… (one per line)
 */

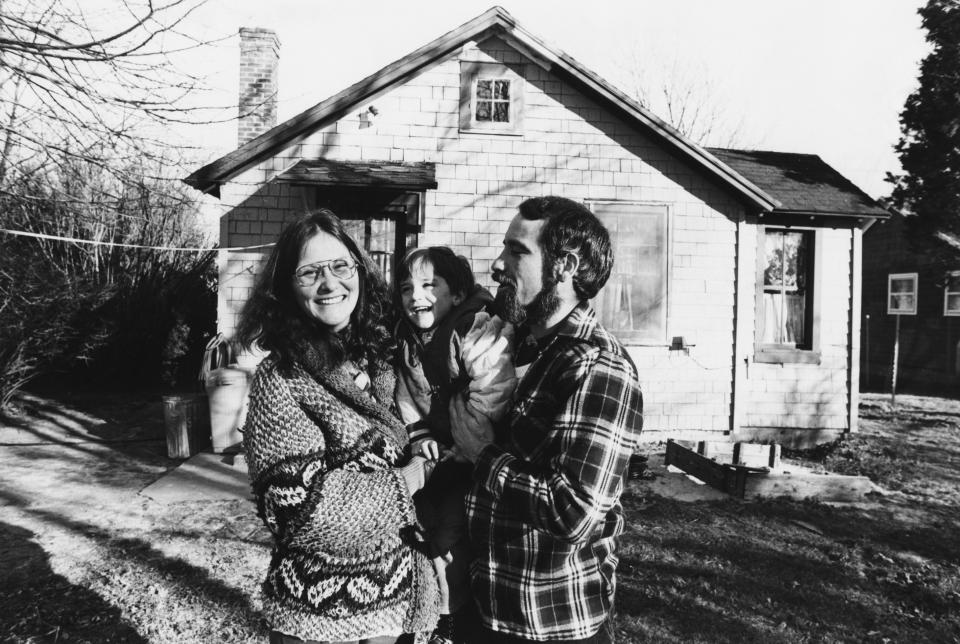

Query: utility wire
left=1, top=227, right=274, bottom=251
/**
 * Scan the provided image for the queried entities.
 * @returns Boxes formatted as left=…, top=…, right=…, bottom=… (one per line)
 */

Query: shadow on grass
left=615, top=495, right=960, bottom=643
left=0, top=488, right=267, bottom=640
left=0, top=520, right=149, bottom=643
left=0, top=390, right=167, bottom=446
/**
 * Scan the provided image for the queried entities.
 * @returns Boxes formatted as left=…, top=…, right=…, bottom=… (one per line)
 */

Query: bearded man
left=451, top=196, right=644, bottom=644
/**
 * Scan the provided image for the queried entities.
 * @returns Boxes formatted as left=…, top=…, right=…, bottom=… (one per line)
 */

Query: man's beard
left=494, top=271, right=562, bottom=327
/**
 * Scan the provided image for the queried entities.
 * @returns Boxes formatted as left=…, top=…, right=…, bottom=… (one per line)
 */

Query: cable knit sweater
left=243, top=354, right=440, bottom=642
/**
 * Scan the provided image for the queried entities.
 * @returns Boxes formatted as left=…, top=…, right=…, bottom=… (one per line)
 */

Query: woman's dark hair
left=235, top=209, right=392, bottom=371
left=393, top=246, right=475, bottom=307
left=517, top=196, right=614, bottom=300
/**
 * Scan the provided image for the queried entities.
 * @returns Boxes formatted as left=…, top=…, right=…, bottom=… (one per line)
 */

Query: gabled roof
left=183, top=6, right=776, bottom=210
left=708, top=148, right=889, bottom=220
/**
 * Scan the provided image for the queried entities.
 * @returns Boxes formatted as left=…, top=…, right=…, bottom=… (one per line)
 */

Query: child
left=393, top=247, right=516, bottom=644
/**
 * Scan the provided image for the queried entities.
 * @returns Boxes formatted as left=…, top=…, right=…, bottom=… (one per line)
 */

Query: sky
left=174, top=0, right=930, bottom=200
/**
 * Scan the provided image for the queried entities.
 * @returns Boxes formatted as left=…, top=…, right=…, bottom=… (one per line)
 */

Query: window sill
left=459, top=127, right=524, bottom=137
left=753, top=348, right=821, bottom=365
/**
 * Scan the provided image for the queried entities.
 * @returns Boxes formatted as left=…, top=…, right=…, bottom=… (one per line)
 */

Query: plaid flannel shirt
left=465, top=302, right=643, bottom=641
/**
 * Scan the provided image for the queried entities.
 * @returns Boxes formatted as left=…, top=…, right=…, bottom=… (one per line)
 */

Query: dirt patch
left=2, top=391, right=959, bottom=643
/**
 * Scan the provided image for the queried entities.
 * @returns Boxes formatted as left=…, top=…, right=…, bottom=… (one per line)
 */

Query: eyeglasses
left=294, top=259, right=358, bottom=286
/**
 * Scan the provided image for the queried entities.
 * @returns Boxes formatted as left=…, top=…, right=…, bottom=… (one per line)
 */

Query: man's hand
left=449, top=394, right=494, bottom=463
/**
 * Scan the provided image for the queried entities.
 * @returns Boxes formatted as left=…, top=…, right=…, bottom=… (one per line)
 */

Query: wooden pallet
left=664, top=440, right=876, bottom=501
left=664, top=440, right=767, bottom=497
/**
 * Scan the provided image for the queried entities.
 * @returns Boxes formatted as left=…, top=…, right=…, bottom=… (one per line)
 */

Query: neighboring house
left=184, top=7, right=888, bottom=446
left=861, top=208, right=960, bottom=394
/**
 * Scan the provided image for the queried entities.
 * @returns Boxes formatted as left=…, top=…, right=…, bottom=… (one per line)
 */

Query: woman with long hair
left=236, top=209, right=439, bottom=644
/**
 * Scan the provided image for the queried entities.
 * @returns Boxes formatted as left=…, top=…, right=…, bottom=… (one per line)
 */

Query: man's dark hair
left=394, top=246, right=475, bottom=303
left=517, top=196, right=614, bottom=300
left=235, top=208, right=392, bottom=371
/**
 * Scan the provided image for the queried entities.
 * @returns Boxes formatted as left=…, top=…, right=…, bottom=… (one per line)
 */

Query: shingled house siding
left=214, top=37, right=746, bottom=437
left=208, top=155, right=296, bottom=334
left=742, top=227, right=853, bottom=430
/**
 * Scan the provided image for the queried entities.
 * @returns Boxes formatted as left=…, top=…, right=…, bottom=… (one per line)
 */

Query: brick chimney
left=238, top=27, right=280, bottom=147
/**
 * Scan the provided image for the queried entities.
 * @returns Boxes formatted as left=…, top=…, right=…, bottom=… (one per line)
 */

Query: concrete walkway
left=140, top=452, right=252, bottom=503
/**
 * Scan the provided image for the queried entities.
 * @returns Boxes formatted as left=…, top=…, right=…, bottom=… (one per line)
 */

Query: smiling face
left=294, top=231, right=360, bottom=332
left=399, top=258, right=463, bottom=330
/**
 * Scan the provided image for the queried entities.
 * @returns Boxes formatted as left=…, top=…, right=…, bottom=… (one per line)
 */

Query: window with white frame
left=888, top=273, right=918, bottom=314
left=459, top=62, right=524, bottom=134
left=945, top=272, right=960, bottom=316
left=590, top=202, right=668, bottom=344
left=755, top=227, right=820, bottom=362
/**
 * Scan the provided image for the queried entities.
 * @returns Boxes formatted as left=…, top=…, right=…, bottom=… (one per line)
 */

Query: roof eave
left=760, top=208, right=889, bottom=230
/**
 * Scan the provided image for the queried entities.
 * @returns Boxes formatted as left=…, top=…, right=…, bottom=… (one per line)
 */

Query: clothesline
left=0, top=228, right=275, bottom=252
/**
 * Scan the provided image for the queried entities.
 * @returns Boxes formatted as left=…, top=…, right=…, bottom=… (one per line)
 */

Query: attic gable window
left=475, top=78, right=511, bottom=122
left=460, top=62, right=524, bottom=134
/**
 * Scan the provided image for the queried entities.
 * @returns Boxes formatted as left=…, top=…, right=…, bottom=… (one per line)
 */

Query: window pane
left=786, top=293, right=805, bottom=343
left=760, top=293, right=806, bottom=345
left=476, top=101, right=491, bottom=121
left=493, top=102, right=509, bottom=122
left=782, top=232, right=804, bottom=288
left=947, top=294, right=960, bottom=312
left=890, top=293, right=915, bottom=311
left=761, top=230, right=811, bottom=348
left=890, top=277, right=915, bottom=294
left=764, top=231, right=806, bottom=288
left=764, top=240, right=782, bottom=286
left=592, top=204, right=667, bottom=342
left=476, top=80, right=492, bottom=99
left=948, top=273, right=960, bottom=292
left=494, top=80, right=510, bottom=99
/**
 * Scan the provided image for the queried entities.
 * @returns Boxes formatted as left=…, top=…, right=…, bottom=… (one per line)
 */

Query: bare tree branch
left=0, top=0, right=237, bottom=200
left=614, top=43, right=748, bottom=148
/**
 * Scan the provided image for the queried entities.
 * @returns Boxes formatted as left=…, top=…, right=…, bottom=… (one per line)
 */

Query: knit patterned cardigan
left=243, top=355, right=440, bottom=641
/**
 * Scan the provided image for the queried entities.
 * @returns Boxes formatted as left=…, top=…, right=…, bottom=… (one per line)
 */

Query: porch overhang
left=274, top=159, right=438, bottom=191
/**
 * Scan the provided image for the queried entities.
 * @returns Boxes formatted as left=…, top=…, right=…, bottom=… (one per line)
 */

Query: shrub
left=0, top=157, right=216, bottom=408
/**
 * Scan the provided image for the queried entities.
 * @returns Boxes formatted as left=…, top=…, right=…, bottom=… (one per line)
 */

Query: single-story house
left=861, top=208, right=960, bottom=394
left=184, top=6, right=889, bottom=446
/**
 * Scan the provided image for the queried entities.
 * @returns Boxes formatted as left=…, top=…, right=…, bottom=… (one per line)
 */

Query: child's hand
left=414, top=438, right=441, bottom=461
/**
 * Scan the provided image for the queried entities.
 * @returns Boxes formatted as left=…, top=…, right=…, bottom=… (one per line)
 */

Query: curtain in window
left=761, top=231, right=807, bottom=346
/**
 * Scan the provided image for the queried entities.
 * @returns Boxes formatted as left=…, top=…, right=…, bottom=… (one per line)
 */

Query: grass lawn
left=616, top=393, right=960, bottom=643
left=1, top=391, right=958, bottom=643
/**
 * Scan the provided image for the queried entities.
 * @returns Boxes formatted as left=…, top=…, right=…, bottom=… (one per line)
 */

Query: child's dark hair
left=394, top=246, right=475, bottom=300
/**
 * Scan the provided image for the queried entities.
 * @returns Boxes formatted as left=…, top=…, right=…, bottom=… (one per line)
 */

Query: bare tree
left=614, top=44, right=748, bottom=148
left=0, top=0, right=224, bottom=191
left=0, top=0, right=223, bottom=406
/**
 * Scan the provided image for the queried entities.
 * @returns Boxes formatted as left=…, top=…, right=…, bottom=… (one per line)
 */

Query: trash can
left=205, top=367, right=252, bottom=453
left=162, top=394, right=211, bottom=459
